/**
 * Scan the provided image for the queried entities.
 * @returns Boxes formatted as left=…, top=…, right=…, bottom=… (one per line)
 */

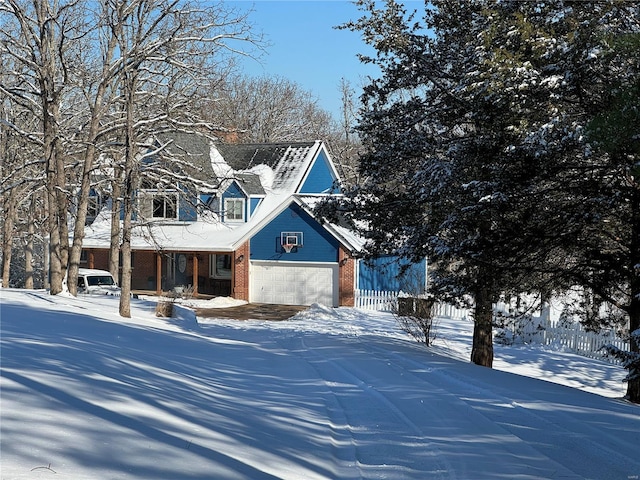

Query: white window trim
left=224, top=197, right=245, bottom=222
left=149, top=191, right=178, bottom=220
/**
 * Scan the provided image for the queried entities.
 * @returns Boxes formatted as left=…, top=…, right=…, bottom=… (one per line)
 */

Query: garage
left=250, top=261, right=339, bottom=306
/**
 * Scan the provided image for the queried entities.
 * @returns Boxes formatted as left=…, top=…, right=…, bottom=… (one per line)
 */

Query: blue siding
left=223, top=182, right=244, bottom=199
left=249, top=197, right=262, bottom=216
left=299, top=151, right=339, bottom=194
left=179, top=193, right=197, bottom=221
left=358, top=256, right=427, bottom=293
left=251, top=203, right=339, bottom=262
left=199, top=194, right=217, bottom=213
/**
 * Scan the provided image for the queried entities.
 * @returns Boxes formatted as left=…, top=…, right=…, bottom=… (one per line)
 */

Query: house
left=81, top=133, right=427, bottom=307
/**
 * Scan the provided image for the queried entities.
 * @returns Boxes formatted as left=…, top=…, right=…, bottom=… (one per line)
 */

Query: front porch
left=82, top=243, right=250, bottom=300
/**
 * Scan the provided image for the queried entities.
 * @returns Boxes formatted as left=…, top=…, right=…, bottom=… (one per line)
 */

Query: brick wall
left=86, top=249, right=109, bottom=270
left=233, top=241, right=250, bottom=301
left=82, top=248, right=157, bottom=290
left=132, top=251, right=157, bottom=290
left=339, top=247, right=355, bottom=307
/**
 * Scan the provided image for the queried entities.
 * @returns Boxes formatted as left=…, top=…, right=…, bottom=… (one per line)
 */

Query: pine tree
left=340, top=0, right=640, bottom=390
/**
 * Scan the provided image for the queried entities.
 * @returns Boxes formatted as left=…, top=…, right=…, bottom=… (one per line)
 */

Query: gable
left=299, top=150, right=339, bottom=194
left=250, top=203, right=339, bottom=262
left=223, top=181, right=245, bottom=199
left=215, top=142, right=319, bottom=194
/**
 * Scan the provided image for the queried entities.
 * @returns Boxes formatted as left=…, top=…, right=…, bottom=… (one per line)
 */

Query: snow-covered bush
left=395, top=296, right=438, bottom=345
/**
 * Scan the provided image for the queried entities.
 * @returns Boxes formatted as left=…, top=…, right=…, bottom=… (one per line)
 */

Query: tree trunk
left=471, top=277, right=494, bottom=367
left=68, top=33, right=116, bottom=296
left=24, top=195, right=36, bottom=289
left=68, top=138, right=100, bottom=296
left=68, top=156, right=93, bottom=296
left=41, top=42, right=66, bottom=294
left=44, top=110, right=64, bottom=294
left=1, top=193, right=17, bottom=288
left=119, top=196, right=133, bottom=318
left=626, top=187, right=640, bottom=403
left=55, top=139, right=69, bottom=282
left=119, top=74, right=136, bottom=318
left=109, top=169, right=122, bottom=281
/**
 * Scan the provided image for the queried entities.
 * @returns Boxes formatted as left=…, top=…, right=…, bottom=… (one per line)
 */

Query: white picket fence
left=354, top=289, right=399, bottom=312
left=354, top=289, right=629, bottom=364
left=354, top=289, right=470, bottom=319
left=543, top=320, right=629, bottom=363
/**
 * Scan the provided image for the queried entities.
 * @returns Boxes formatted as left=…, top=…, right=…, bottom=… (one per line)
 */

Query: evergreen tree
left=339, top=0, right=640, bottom=390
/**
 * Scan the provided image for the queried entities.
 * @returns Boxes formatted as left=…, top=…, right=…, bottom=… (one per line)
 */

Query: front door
left=163, top=253, right=188, bottom=291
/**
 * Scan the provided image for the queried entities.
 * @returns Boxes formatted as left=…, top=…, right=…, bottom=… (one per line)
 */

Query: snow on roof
left=82, top=140, right=357, bottom=252
left=214, top=141, right=320, bottom=193
left=295, top=195, right=365, bottom=252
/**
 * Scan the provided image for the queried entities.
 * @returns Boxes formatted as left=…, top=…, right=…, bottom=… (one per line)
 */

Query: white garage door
left=250, top=261, right=338, bottom=306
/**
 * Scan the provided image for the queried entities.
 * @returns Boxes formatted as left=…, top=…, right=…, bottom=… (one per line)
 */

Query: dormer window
left=224, top=198, right=245, bottom=222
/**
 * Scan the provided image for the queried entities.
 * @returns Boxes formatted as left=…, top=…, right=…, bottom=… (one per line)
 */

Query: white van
left=77, top=268, right=121, bottom=296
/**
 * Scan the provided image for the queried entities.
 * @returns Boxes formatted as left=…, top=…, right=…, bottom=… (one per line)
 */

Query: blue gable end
left=299, top=150, right=339, bottom=194
left=223, top=182, right=244, bottom=199
left=251, top=203, right=339, bottom=262
left=358, top=256, right=427, bottom=293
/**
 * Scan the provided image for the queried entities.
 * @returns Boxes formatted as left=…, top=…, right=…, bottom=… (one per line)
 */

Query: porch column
left=156, top=252, right=162, bottom=295
left=88, top=250, right=95, bottom=269
left=339, top=247, right=355, bottom=307
left=192, top=253, right=199, bottom=297
left=233, top=242, right=250, bottom=302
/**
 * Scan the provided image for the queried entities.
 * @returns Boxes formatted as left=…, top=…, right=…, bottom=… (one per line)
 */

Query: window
left=87, top=194, right=101, bottom=218
left=209, top=254, right=232, bottom=279
left=153, top=194, right=177, bottom=219
left=224, top=198, right=245, bottom=222
left=86, top=275, right=116, bottom=287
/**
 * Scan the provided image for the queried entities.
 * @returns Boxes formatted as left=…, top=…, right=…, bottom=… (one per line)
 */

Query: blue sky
left=229, top=1, right=380, bottom=119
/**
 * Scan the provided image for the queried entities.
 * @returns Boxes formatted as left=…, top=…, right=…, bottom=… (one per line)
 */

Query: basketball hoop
left=282, top=244, right=294, bottom=253
left=280, top=232, right=302, bottom=253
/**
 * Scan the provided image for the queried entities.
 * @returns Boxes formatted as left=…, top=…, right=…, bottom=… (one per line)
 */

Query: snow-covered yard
left=1, top=289, right=638, bottom=479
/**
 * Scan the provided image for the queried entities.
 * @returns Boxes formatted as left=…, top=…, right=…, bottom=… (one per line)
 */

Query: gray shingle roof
left=234, top=173, right=265, bottom=196
left=216, top=142, right=318, bottom=192
left=148, top=136, right=319, bottom=195
left=153, top=132, right=214, bottom=183
left=215, top=142, right=316, bottom=170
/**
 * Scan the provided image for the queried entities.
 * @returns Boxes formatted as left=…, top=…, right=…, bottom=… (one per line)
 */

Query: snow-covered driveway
left=1, top=289, right=638, bottom=479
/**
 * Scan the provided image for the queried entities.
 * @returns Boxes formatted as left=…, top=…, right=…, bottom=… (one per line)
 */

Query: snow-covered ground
left=1, top=289, right=638, bottom=479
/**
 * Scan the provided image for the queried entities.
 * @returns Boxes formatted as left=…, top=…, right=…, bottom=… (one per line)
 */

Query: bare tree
left=206, top=74, right=334, bottom=143
left=326, top=77, right=362, bottom=186
left=0, top=0, right=90, bottom=294
left=100, top=0, right=261, bottom=316
left=2, top=0, right=262, bottom=303
left=64, top=1, right=122, bottom=296
left=0, top=51, right=44, bottom=288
